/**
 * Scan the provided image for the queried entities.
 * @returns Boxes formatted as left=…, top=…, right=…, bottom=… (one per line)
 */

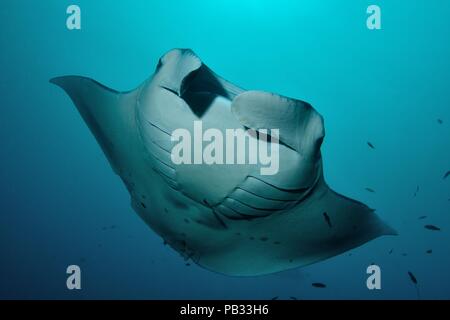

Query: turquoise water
left=1, top=0, right=449, bottom=299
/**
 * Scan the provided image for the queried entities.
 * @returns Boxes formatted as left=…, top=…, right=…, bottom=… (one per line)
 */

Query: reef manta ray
left=51, top=48, right=395, bottom=276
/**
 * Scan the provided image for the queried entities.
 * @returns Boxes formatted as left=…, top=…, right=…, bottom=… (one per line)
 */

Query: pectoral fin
left=50, top=76, right=139, bottom=174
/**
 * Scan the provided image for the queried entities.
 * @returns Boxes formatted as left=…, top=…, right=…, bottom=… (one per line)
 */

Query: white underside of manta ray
left=51, top=48, right=396, bottom=276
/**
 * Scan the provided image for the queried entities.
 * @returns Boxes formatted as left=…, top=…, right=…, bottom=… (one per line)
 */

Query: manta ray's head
left=136, top=49, right=326, bottom=209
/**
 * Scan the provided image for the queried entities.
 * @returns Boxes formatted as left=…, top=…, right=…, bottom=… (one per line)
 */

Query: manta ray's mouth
left=178, top=65, right=234, bottom=117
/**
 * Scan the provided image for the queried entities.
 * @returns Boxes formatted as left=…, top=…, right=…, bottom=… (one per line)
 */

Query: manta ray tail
left=50, top=76, right=138, bottom=174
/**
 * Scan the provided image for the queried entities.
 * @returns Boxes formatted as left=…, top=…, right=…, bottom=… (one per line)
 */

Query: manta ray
left=51, top=48, right=396, bottom=276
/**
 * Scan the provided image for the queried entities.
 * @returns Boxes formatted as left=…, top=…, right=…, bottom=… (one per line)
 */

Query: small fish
left=426, top=249, right=432, bottom=254
left=408, top=271, right=421, bottom=299
left=323, top=212, right=332, bottom=228
left=418, top=216, right=427, bottom=220
left=312, top=283, right=326, bottom=288
left=185, top=263, right=191, bottom=266
left=110, top=225, right=117, bottom=229
left=413, top=185, right=419, bottom=198
left=388, top=249, right=393, bottom=254
left=408, top=271, right=418, bottom=285
left=437, top=119, right=443, bottom=124
left=424, top=225, right=441, bottom=231
left=365, top=188, right=376, bottom=193
left=271, top=296, right=279, bottom=300
left=289, top=296, right=298, bottom=300
left=402, top=253, right=408, bottom=257
left=367, top=142, right=375, bottom=149
left=443, top=171, right=450, bottom=180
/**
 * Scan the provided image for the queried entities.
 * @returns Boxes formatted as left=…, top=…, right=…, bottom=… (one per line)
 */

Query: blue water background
left=1, top=0, right=449, bottom=299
